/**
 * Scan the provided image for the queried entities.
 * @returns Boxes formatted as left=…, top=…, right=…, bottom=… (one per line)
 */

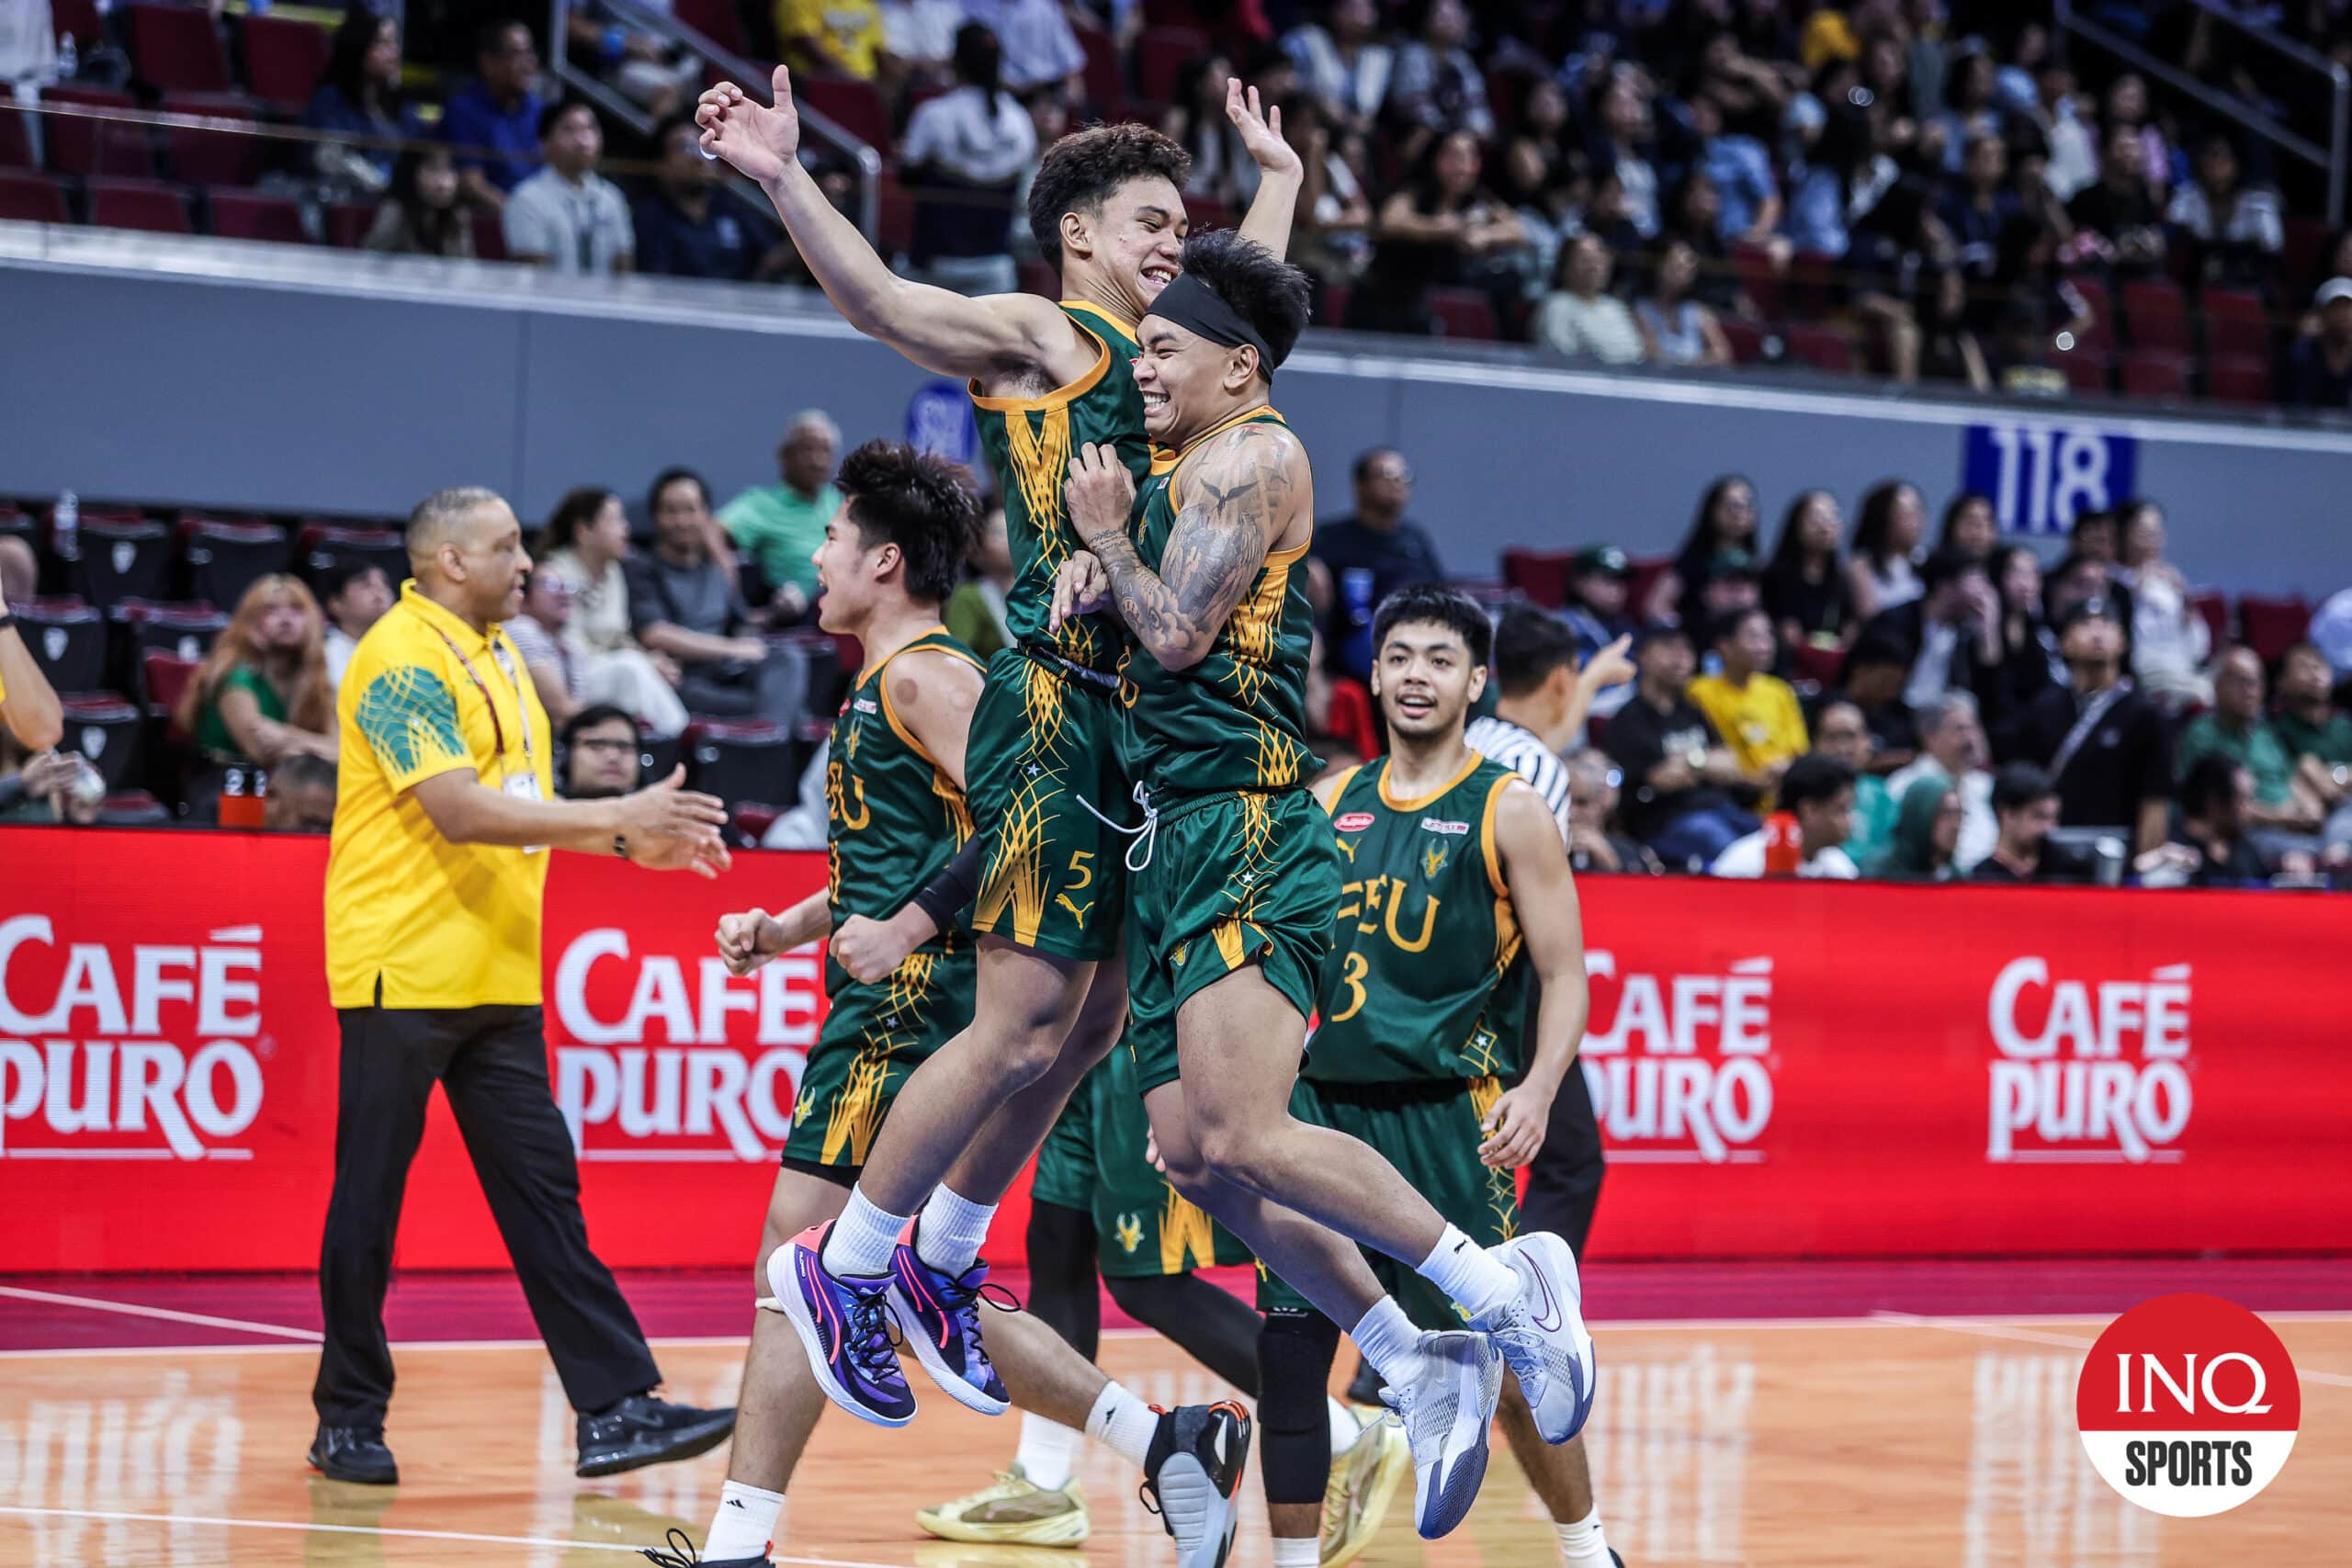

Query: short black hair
left=561, top=704, right=636, bottom=748
left=1491, top=604, right=1579, bottom=696
left=542, top=486, right=618, bottom=557
left=1992, top=761, right=2056, bottom=816
left=837, top=439, right=982, bottom=604
left=1711, top=603, right=1770, bottom=647
left=1920, top=546, right=1983, bottom=596
left=2179, top=752, right=2243, bottom=819
left=1780, top=752, right=1856, bottom=813
left=1372, top=583, right=1491, bottom=668
left=1170, top=229, right=1313, bottom=378
left=538, top=98, right=592, bottom=142
left=1025, top=123, right=1190, bottom=265
left=314, top=558, right=387, bottom=606
left=1844, top=630, right=1910, bottom=673
left=648, top=465, right=709, bottom=517
left=1352, top=446, right=1403, bottom=482
left=477, top=18, right=531, bottom=58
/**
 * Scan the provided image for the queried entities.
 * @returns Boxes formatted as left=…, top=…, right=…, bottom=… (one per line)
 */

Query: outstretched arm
left=1064, top=429, right=1294, bottom=671
left=697, top=69, right=1064, bottom=380
left=1227, top=80, right=1304, bottom=261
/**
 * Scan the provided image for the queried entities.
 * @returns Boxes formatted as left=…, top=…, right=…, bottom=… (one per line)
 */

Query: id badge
left=503, top=772, right=546, bottom=853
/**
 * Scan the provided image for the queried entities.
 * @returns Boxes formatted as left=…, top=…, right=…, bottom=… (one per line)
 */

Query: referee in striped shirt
left=1464, top=604, right=1634, bottom=1254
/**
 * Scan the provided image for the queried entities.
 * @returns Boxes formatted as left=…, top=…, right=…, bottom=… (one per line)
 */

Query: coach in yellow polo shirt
left=311, top=486, right=737, bottom=1488
left=1687, top=604, right=1809, bottom=794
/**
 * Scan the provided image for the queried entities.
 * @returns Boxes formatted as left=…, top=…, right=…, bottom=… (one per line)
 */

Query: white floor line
left=1871, top=1310, right=2352, bottom=1385
left=0, top=1505, right=897, bottom=1566
left=0, top=1284, right=322, bottom=1342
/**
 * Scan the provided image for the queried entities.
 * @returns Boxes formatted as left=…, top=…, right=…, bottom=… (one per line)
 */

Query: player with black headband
left=1052, top=231, right=1598, bottom=1541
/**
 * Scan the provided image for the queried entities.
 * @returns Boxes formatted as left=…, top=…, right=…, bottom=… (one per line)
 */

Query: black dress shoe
left=577, top=1395, right=737, bottom=1478
left=306, top=1424, right=399, bottom=1485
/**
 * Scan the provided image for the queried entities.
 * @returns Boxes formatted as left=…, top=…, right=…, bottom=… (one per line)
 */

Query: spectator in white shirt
left=503, top=101, right=635, bottom=276
left=317, top=562, right=393, bottom=695
left=1884, top=691, right=1997, bottom=868
left=957, top=0, right=1083, bottom=93
left=2115, top=498, right=2211, bottom=708
left=899, top=24, right=1038, bottom=295
left=1712, top=752, right=1861, bottom=878
left=1536, top=233, right=1647, bottom=365
left=1282, top=0, right=1391, bottom=138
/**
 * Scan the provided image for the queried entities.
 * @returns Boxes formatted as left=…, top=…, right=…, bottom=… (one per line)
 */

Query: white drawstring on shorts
left=1079, top=780, right=1160, bottom=872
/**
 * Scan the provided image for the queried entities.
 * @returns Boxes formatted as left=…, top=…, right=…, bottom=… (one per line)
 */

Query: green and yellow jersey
left=1315, top=753, right=1530, bottom=1083
left=1120, top=407, right=1318, bottom=799
left=969, top=301, right=1153, bottom=674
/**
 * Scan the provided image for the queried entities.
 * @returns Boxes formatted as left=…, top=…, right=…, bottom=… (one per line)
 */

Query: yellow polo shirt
left=1686, top=671, right=1809, bottom=783
left=325, top=583, right=556, bottom=1010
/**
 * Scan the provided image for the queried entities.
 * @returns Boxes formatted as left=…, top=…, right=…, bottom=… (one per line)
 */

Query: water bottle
left=55, top=33, right=77, bottom=83
left=1762, top=810, right=1802, bottom=876
left=1340, top=567, right=1374, bottom=677
left=52, top=490, right=79, bottom=563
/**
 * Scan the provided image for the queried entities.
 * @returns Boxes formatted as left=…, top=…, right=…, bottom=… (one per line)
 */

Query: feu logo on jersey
left=1422, top=842, right=1449, bottom=879
left=1114, top=1213, right=1145, bottom=1255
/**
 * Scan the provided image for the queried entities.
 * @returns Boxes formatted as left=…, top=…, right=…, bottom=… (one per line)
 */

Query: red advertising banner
left=3, top=827, right=2347, bottom=1271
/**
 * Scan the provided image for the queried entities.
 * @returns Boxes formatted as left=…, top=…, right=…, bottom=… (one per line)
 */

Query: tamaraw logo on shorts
left=1577, top=949, right=1776, bottom=1165
left=0, top=914, right=267, bottom=1160
left=549, top=928, right=827, bottom=1162
left=1985, top=957, right=2193, bottom=1164
left=2076, top=1293, right=2299, bottom=1517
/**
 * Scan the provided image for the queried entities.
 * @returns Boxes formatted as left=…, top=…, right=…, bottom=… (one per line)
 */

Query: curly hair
left=838, top=440, right=982, bottom=604
left=1026, top=123, right=1191, bottom=265
left=1170, top=229, right=1313, bottom=374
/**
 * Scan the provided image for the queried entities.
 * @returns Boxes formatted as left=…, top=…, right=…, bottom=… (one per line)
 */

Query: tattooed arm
left=1063, top=427, right=1300, bottom=671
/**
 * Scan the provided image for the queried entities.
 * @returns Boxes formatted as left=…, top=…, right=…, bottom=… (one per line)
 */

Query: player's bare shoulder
left=1181, top=420, right=1311, bottom=532
left=884, top=645, right=985, bottom=721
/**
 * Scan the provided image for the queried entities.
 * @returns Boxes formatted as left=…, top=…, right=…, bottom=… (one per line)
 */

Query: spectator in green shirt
left=2276, top=641, right=2352, bottom=847
left=175, top=574, right=340, bottom=821
left=1810, top=697, right=1897, bottom=869
left=718, top=409, right=839, bottom=616
left=2177, top=646, right=2327, bottom=854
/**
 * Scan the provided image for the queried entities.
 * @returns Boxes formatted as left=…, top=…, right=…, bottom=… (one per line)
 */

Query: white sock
left=1272, top=1537, right=1319, bottom=1568
left=914, top=1185, right=998, bottom=1275
left=1083, top=1381, right=1159, bottom=1470
left=1416, top=1224, right=1519, bottom=1322
left=1328, top=1395, right=1363, bottom=1455
left=1350, top=1298, right=1426, bottom=1389
left=703, top=1480, right=785, bottom=1562
left=1014, top=1413, right=1081, bottom=1491
left=821, top=1184, right=913, bottom=1278
left=1556, top=1505, right=1611, bottom=1567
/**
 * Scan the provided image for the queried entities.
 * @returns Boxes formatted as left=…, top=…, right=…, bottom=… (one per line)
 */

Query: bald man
left=310, top=486, right=738, bottom=1486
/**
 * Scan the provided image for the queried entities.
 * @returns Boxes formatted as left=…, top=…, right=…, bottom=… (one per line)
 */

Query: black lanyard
left=430, top=626, right=535, bottom=774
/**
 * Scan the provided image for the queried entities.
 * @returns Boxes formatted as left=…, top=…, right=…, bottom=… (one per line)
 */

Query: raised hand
left=1064, top=442, right=1137, bottom=548
left=1579, top=633, right=1635, bottom=692
left=1225, top=78, right=1300, bottom=182
left=695, top=65, right=802, bottom=186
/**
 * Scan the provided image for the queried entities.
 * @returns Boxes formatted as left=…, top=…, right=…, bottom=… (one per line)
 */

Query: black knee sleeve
left=1257, top=1309, right=1342, bottom=1506
left=1024, top=1200, right=1101, bottom=1360
left=1104, top=1272, right=1264, bottom=1395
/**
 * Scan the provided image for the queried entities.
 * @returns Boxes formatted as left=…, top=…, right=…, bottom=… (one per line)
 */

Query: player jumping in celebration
left=694, top=63, right=1305, bottom=1459
left=655, top=446, right=1244, bottom=1568
left=1050, top=231, right=1595, bottom=1540
left=1257, top=585, right=1615, bottom=1568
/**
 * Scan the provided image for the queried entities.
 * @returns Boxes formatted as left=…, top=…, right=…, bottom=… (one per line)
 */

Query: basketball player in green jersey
left=1051, top=231, right=1594, bottom=1540
left=695, top=66, right=1307, bottom=1439
left=1255, top=584, right=1618, bottom=1568
left=664, top=446, right=1245, bottom=1568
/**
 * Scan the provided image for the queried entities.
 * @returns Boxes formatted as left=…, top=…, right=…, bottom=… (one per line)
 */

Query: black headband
left=1151, top=272, right=1283, bottom=377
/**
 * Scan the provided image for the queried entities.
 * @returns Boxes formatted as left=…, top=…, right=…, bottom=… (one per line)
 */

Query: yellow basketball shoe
left=917, top=1465, right=1090, bottom=1547
left=1320, top=1408, right=1411, bottom=1568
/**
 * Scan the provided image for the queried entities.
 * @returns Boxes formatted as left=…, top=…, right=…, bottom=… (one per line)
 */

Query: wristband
left=0, top=613, right=16, bottom=633
left=910, top=836, right=985, bottom=931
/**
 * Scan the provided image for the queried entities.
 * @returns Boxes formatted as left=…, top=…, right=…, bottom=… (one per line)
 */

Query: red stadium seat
left=164, top=93, right=262, bottom=187
left=1430, top=288, right=1497, bottom=340
left=2065, top=272, right=2113, bottom=356
left=1502, top=547, right=1573, bottom=608
left=1729, top=243, right=1781, bottom=321
left=1792, top=641, right=1844, bottom=691
left=2238, top=595, right=2311, bottom=664
left=45, top=86, right=154, bottom=178
left=1136, top=27, right=1209, bottom=106
left=242, top=15, right=333, bottom=112
left=51, top=0, right=104, bottom=45
left=2120, top=277, right=2191, bottom=355
left=1625, top=553, right=1671, bottom=617
left=876, top=174, right=913, bottom=254
left=1184, top=194, right=1234, bottom=232
left=471, top=209, right=507, bottom=261
left=0, top=104, right=32, bottom=168
left=1079, top=27, right=1125, bottom=115
left=0, top=169, right=69, bottom=223
left=2056, top=347, right=2113, bottom=396
left=209, top=188, right=307, bottom=243
left=2203, top=355, right=2272, bottom=406
left=1784, top=323, right=1854, bottom=373
left=673, top=0, right=746, bottom=54
left=793, top=77, right=891, bottom=160
left=2282, top=215, right=2329, bottom=297
left=2201, top=288, right=2271, bottom=362
left=141, top=649, right=199, bottom=730
left=85, top=177, right=192, bottom=234
left=2119, top=350, right=2188, bottom=399
left=128, top=4, right=233, bottom=95
left=1720, top=315, right=1766, bottom=364
left=1319, top=280, right=1351, bottom=330
left=325, top=200, right=376, bottom=248
left=1785, top=250, right=1840, bottom=321
left=2189, top=591, right=2231, bottom=650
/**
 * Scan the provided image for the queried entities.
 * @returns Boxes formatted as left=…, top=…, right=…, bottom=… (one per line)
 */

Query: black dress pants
left=311, top=1002, right=661, bottom=1427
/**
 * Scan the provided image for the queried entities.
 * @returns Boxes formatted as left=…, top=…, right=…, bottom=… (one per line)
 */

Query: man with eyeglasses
left=1564, top=751, right=1658, bottom=876
left=1310, top=446, right=1447, bottom=681
left=561, top=705, right=644, bottom=799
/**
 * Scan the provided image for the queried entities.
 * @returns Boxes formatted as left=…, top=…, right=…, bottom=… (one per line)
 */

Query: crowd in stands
left=5, top=405, right=2351, bottom=890
left=16, top=3, right=2352, bottom=408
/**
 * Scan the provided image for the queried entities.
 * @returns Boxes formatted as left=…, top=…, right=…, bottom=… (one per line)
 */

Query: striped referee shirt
left=1464, top=715, right=1572, bottom=842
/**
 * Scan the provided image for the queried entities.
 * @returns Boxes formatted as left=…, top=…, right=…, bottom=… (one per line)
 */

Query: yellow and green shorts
left=1255, top=1073, right=1517, bottom=1327
left=783, top=941, right=974, bottom=1176
left=966, top=647, right=1133, bottom=964
left=1125, top=786, right=1339, bottom=1095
